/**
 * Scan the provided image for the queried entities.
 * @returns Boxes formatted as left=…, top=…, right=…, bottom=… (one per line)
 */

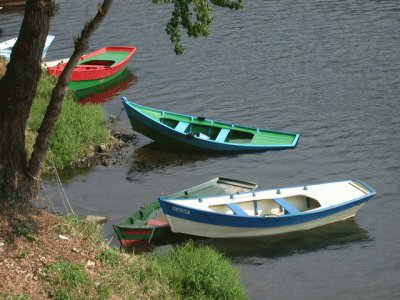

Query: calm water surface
left=1, top=1, right=400, bottom=299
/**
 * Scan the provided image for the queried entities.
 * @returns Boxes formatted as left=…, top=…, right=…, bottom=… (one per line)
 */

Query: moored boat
left=47, top=46, right=136, bottom=91
left=122, top=97, right=300, bottom=152
left=0, top=35, right=55, bottom=60
left=113, top=177, right=258, bottom=248
left=159, top=179, right=376, bottom=238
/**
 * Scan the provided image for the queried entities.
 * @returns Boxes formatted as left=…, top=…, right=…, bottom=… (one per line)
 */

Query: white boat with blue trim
left=158, top=179, right=375, bottom=238
left=0, top=34, right=55, bottom=60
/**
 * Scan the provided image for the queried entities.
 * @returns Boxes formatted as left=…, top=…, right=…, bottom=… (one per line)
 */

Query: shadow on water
left=75, top=69, right=137, bottom=103
left=192, top=219, right=370, bottom=263
left=127, top=142, right=231, bottom=180
left=131, top=219, right=370, bottom=258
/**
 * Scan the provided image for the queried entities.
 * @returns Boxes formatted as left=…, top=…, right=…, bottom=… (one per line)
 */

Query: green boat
left=113, top=177, right=258, bottom=248
left=123, top=97, right=300, bottom=152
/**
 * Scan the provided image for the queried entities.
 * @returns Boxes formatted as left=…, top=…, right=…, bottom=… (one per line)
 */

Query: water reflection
left=193, top=219, right=369, bottom=263
left=76, top=69, right=136, bottom=103
left=127, top=142, right=221, bottom=180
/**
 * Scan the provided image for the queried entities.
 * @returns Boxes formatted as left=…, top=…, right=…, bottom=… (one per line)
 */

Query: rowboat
left=0, top=35, right=55, bottom=60
left=113, top=177, right=258, bottom=248
left=159, top=179, right=376, bottom=238
left=122, top=98, right=300, bottom=152
left=47, top=46, right=136, bottom=91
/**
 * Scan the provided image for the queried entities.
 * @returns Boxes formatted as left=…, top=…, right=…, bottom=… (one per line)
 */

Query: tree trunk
left=0, top=0, right=53, bottom=203
left=0, top=0, right=113, bottom=205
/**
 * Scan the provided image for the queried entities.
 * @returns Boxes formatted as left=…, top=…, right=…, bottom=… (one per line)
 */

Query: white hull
left=166, top=203, right=365, bottom=238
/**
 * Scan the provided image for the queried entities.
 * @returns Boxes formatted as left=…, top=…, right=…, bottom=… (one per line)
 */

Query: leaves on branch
left=155, top=0, right=243, bottom=55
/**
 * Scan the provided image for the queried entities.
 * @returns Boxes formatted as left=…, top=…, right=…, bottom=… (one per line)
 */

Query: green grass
left=27, top=73, right=110, bottom=169
left=149, top=241, right=248, bottom=300
left=43, top=261, right=90, bottom=300
left=43, top=216, right=249, bottom=299
left=60, top=214, right=104, bottom=245
left=1, top=295, right=32, bottom=300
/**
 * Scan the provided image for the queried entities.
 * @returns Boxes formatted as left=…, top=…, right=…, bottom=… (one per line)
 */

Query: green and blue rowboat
left=122, top=97, right=300, bottom=152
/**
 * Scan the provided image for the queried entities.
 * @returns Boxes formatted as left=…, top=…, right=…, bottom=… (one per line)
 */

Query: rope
left=40, top=182, right=58, bottom=216
left=107, top=233, right=115, bottom=246
left=49, top=149, right=75, bottom=216
left=147, top=210, right=159, bottom=244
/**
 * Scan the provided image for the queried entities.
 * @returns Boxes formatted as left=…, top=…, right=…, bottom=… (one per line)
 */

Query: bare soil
left=0, top=206, right=105, bottom=299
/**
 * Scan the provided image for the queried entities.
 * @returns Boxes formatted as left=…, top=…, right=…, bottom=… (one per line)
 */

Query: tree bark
left=0, top=0, right=53, bottom=203
left=0, top=0, right=113, bottom=204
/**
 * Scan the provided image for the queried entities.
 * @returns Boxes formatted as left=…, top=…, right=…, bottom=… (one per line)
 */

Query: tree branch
left=27, top=0, right=114, bottom=178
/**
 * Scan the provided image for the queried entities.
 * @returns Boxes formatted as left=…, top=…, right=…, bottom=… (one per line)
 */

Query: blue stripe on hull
left=159, top=194, right=374, bottom=229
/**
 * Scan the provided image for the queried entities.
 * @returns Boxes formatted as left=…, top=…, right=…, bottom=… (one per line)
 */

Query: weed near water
left=60, top=214, right=104, bottom=245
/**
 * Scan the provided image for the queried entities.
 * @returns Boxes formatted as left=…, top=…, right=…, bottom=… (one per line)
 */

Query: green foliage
left=153, top=0, right=243, bottom=54
left=28, top=73, right=110, bottom=169
left=97, top=249, right=120, bottom=267
left=15, top=227, right=37, bottom=242
left=149, top=240, right=248, bottom=300
left=3, top=295, right=32, bottom=300
left=0, top=292, right=32, bottom=300
left=60, top=215, right=104, bottom=245
left=16, top=250, right=31, bottom=259
left=43, top=261, right=90, bottom=300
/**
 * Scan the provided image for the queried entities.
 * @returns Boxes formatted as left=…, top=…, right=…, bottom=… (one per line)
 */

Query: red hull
left=47, top=46, right=136, bottom=81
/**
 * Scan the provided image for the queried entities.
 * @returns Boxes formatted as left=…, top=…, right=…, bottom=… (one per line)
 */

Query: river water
left=1, top=1, right=399, bottom=299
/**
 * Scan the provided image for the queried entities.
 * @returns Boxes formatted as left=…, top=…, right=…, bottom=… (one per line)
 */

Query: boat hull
left=68, top=66, right=127, bottom=91
left=165, top=203, right=366, bottom=238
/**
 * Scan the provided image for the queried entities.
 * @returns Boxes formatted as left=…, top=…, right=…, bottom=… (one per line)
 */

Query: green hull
left=74, top=68, right=132, bottom=100
left=113, top=177, right=258, bottom=248
left=68, top=67, right=127, bottom=91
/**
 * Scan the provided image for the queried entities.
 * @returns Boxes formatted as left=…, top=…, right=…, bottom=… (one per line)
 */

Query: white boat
left=41, top=57, right=69, bottom=68
left=0, top=34, right=55, bottom=60
left=158, top=179, right=376, bottom=238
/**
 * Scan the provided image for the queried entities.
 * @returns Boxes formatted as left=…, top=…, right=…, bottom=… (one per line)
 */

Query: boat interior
left=79, top=59, right=115, bottom=67
left=208, top=195, right=321, bottom=217
left=160, top=118, right=254, bottom=144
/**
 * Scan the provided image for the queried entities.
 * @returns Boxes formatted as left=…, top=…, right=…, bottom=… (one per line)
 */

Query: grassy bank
left=27, top=73, right=111, bottom=169
left=0, top=210, right=248, bottom=299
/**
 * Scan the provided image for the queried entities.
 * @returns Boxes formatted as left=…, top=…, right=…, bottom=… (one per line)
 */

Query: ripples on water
left=2, top=0, right=400, bottom=299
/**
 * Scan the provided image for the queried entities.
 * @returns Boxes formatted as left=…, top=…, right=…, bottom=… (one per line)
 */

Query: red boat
left=47, top=46, right=136, bottom=82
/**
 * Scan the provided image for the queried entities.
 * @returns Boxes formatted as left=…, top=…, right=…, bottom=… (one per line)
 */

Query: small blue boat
left=0, top=34, right=55, bottom=60
left=159, top=179, right=376, bottom=238
left=122, top=97, right=300, bottom=152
